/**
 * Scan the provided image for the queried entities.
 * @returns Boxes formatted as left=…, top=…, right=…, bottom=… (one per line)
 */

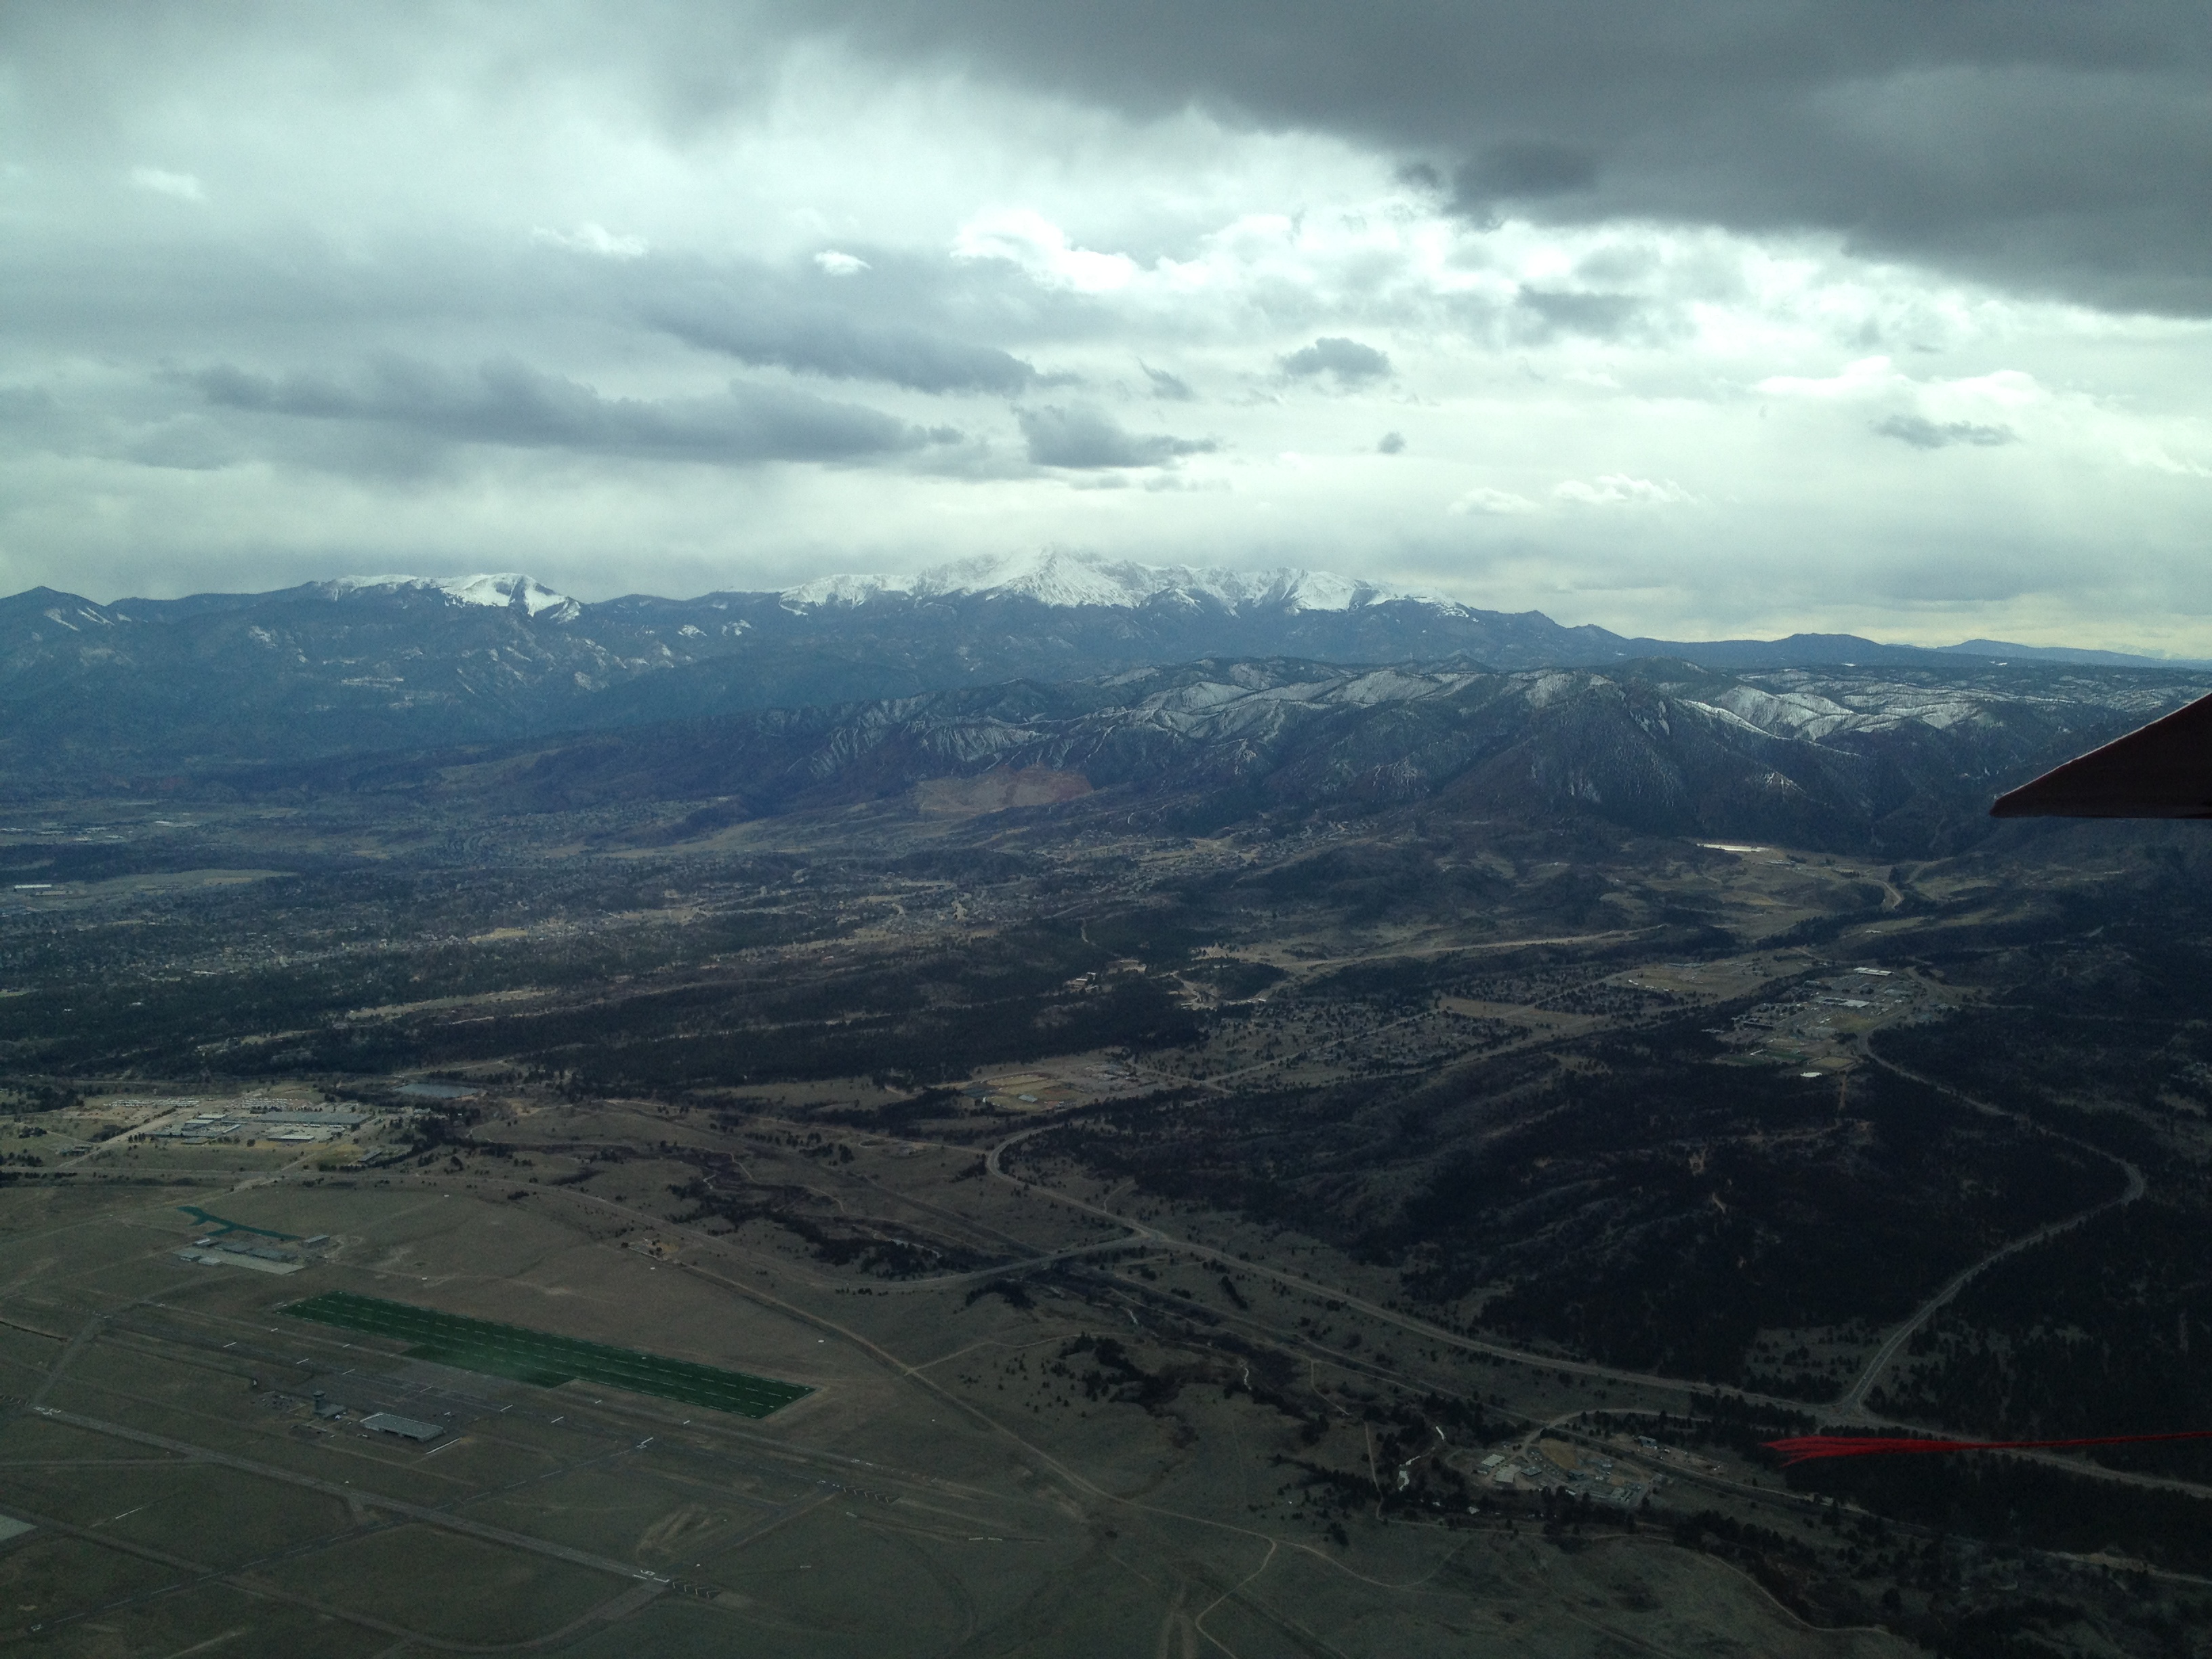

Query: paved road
left=1834, top=1043, right=2146, bottom=1420
left=972, top=1095, right=2212, bottom=1515
left=975, top=1123, right=1819, bottom=1412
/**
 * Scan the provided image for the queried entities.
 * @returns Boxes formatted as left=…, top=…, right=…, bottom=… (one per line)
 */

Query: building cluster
left=173, top=1231, right=331, bottom=1276
left=270, top=1388, right=445, bottom=1443
left=1476, top=1438, right=1656, bottom=1509
left=1724, top=965, right=1933, bottom=1054
left=138, top=1099, right=371, bottom=1144
left=359, top=1411, right=443, bottom=1441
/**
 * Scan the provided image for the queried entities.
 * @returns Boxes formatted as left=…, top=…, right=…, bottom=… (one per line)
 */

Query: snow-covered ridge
left=1685, top=680, right=1999, bottom=741
left=321, top=573, right=577, bottom=618
left=779, top=548, right=1462, bottom=615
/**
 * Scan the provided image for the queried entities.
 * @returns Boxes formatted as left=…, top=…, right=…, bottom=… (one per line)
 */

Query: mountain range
left=220, top=655, right=2205, bottom=861
left=2, top=549, right=2200, bottom=788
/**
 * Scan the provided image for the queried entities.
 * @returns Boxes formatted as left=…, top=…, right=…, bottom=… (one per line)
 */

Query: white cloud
left=2129, top=444, right=2212, bottom=479
left=1448, top=487, right=1541, bottom=516
left=1755, top=356, right=1901, bottom=398
left=814, top=250, right=869, bottom=275
left=1925, top=368, right=2044, bottom=413
left=531, top=222, right=649, bottom=260
left=1554, top=475, right=1696, bottom=507
left=127, top=166, right=203, bottom=202
left=951, top=208, right=1139, bottom=292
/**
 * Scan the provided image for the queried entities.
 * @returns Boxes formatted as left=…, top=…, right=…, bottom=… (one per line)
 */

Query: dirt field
left=0, top=1130, right=1919, bottom=1656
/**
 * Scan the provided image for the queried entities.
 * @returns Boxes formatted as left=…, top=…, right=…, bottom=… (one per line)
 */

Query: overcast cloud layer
left=3, top=2, right=2209, bottom=652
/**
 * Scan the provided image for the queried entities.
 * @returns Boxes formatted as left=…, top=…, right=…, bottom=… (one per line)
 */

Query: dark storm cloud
left=773, top=0, right=2212, bottom=314
left=620, top=251, right=1145, bottom=391
left=190, top=355, right=939, bottom=464
left=1018, top=405, right=1214, bottom=468
left=649, top=287, right=1040, bottom=395
left=1280, top=337, right=1390, bottom=382
left=1143, top=364, right=1197, bottom=401
left=1513, top=289, right=1643, bottom=341
left=1, top=228, right=1058, bottom=399
left=1450, top=140, right=1601, bottom=224
left=1872, top=414, right=2018, bottom=451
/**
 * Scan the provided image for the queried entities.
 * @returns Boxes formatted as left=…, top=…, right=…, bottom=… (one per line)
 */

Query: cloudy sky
left=3, top=2, right=2209, bottom=651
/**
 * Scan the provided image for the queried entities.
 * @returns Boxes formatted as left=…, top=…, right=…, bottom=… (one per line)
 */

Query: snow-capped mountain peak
left=321, top=573, right=579, bottom=618
left=776, top=571, right=916, bottom=608
left=779, top=547, right=1458, bottom=616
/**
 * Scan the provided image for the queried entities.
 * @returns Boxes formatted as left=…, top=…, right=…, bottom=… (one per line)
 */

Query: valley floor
left=5, top=776, right=2212, bottom=1654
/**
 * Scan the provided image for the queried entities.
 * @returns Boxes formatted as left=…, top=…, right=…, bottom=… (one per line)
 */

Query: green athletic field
left=284, top=1290, right=811, bottom=1417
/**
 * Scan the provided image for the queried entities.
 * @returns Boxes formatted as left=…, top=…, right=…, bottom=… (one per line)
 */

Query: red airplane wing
left=1991, top=690, right=2212, bottom=819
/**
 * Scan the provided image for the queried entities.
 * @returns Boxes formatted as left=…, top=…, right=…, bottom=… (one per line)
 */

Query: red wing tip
left=1762, top=1435, right=1966, bottom=1465
left=1761, top=1429, right=2212, bottom=1465
left=1990, top=792, right=2212, bottom=820
left=1988, top=689, right=2212, bottom=818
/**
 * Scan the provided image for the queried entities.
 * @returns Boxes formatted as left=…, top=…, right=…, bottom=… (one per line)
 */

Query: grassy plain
left=0, top=1162, right=1914, bottom=1657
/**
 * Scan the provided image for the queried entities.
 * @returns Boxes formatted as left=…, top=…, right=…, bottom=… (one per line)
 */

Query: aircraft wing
left=1990, top=689, right=2212, bottom=819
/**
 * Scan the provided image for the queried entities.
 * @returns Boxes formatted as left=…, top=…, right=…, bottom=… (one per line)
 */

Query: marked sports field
left=284, top=1290, right=811, bottom=1417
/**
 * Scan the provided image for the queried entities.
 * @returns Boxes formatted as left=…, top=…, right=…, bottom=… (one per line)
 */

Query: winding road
left=970, top=1046, right=2157, bottom=1457
left=1832, top=1042, right=2147, bottom=1421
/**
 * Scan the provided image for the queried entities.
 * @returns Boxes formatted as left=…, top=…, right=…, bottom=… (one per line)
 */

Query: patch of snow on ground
left=1682, top=699, right=1779, bottom=739
left=1711, top=684, right=1855, bottom=739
